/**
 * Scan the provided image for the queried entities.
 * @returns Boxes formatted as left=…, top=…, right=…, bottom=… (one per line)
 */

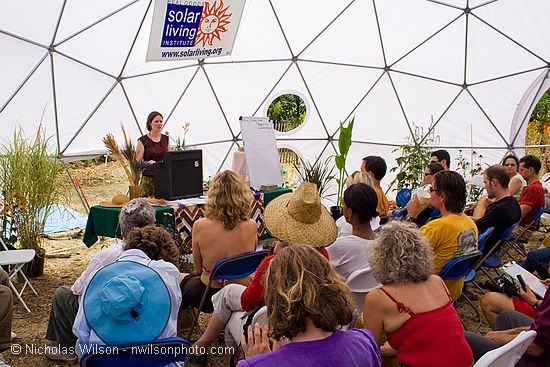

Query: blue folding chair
left=438, top=250, right=483, bottom=331
left=80, top=337, right=191, bottom=367
left=505, top=205, right=546, bottom=258
left=396, top=188, right=412, bottom=208
left=187, top=250, right=269, bottom=339
left=464, top=227, right=494, bottom=285
left=473, top=222, right=519, bottom=287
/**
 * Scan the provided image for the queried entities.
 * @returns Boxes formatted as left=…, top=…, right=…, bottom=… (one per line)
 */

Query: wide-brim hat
left=83, top=261, right=171, bottom=345
left=99, top=193, right=130, bottom=208
left=264, top=182, right=336, bottom=247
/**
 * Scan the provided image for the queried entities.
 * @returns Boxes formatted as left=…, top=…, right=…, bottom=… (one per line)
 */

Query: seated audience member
left=517, top=155, right=545, bottom=228
left=190, top=182, right=336, bottom=366
left=45, top=198, right=156, bottom=363
left=0, top=269, right=13, bottom=367
left=239, top=244, right=381, bottom=367
left=541, top=154, right=550, bottom=212
left=420, top=170, right=478, bottom=301
left=361, top=156, right=389, bottom=217
left=430, top=149, right=451, bottom=171
left=465, top=277, right=550, bottom=366
left=481, top=249, right=550, bottom=326
left=502, top=154, right=527, bottom=198
left=180, top=170, right=257, bottom=312
left=406, top=162, right=445, bottom=226
left=521, top=246, right=550, bottom=280
left=73, top=225, right=181, bottom=359
left=328, top=183, right=379, bottom=280
left=336, top=171, right=380, bottom=236
left=472, top=165, right=521, bottom=256
left=363, top=221, right=472, bottom=367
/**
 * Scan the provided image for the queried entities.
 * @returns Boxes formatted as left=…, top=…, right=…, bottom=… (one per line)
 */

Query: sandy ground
left=1, top=160, right=547, bottom=366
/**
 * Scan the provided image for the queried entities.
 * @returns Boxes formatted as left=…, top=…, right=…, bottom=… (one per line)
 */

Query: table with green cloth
left=83, top=205, right=175, bottom=247
left=174, top=187, right=292, bottom=247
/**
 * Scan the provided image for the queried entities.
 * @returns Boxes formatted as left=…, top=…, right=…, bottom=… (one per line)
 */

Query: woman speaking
left=136, top=111, right=171, bottom=164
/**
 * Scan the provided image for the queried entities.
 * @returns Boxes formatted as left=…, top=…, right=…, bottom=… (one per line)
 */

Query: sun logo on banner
left=194, top=0, right=232, bottom=46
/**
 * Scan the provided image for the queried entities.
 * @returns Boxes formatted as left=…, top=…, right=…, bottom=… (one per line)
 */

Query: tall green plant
left=389, top=123, right=438, bottom=190
left=0, top=128, right=63, bottom=253
left=335, top=116, right=355, bottom=206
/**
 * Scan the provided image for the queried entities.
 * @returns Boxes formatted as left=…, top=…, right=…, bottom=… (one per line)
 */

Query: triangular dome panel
left=53, top=53, right=116, bottom=147
left=0, top=57, right=57, bottom=151
left=392, top=16, right=466, bottom=85
left=123, top=65, right=200, bottom=135
left=0, top=34, right=47, bottom=107
left=473, top=0, right=550, bottom=61
left=466, top=15, right=546, bottom=84
left=298, top=0, right=384, bottom=67
left=62, top=84, right=140, bottom=155
left=204, top=61, right=292, bottom=134
left=300, top=62, right=384, bottom=134
left=377, top=0, right=463, bottom=67
left=168, top=68, right=234, bottom=145
left=197, top=141, right=235, bottom=176
left=56, top=1, right=149, bottom=77
left=0, top=1, right=63, bottom=46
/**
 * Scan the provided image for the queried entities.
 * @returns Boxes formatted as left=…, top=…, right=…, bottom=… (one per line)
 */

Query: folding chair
left=473, top=330, right=536, bottom=367
left=0, top=237, right=37, bottom=312
left=473, top=222, right=519, bottom=287
left=346, top=267, right=380, bottom=310
left=504, top=205, right=546, bottom=258
left=229, top=306, right=268, bottom=367
left=80, top=337, right=191, bottom=367
left=438, top=251, right=483, bottom=331
left=465, top=227, right=494, bottom=292
left=187, top=250, right=268, bottom=339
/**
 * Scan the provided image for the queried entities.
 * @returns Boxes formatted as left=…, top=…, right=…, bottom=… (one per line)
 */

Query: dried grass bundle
left=103, top=133, right=134, bottom=184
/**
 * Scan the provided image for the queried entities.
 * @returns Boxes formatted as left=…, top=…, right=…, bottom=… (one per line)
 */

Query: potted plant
left=332, top=116, right=355, bottom=220
left=0, top=128, right=64, bottom=276
left=295, top=156, right=334, bottom=198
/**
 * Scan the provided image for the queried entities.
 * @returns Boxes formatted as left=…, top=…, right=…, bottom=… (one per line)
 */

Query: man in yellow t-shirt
left=421, top=171, right=478, bottom=301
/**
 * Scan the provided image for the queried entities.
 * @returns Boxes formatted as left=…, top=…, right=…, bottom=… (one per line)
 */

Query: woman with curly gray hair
left=363, top=221, right=472, bottom=367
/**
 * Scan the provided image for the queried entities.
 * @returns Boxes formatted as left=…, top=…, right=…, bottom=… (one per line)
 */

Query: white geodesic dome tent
left=1, top=0, right=550, bottom=194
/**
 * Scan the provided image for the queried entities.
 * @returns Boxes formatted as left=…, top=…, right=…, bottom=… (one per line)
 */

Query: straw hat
left=99, top=193, right=130, bottom=207
left=83, top=261, right=171, bottom=345
left=264, top=182, right=336, bottom=247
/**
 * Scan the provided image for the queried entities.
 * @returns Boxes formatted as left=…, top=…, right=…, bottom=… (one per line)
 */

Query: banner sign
left=147, top=0, right=245, bottom=61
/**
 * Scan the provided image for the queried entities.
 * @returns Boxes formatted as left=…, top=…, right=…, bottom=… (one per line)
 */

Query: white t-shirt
left=541, top=172, right=550, bottom=193
left=327, top=234, right=375, bottom=280
left=335, top=216, right=380, bottom=238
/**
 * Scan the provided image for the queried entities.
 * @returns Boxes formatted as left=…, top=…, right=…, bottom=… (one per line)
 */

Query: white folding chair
left=346, top=267, right=380, bottom=310
left=473, top=330, right=537, bottom=367
left=0, top=237, right=37, bottom=312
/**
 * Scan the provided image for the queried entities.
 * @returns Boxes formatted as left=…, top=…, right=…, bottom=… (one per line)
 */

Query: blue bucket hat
left=83, top=261, right=171, bottom=345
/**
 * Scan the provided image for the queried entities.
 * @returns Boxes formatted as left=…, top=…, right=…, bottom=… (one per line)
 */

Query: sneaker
left=0, top=354, right=11, bottom=367
left=45, top=346, right=79, bottom=364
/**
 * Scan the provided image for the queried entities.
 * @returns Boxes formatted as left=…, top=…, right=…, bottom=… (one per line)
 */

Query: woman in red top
left=188, top=182, right=336, bottom=366
left=363, top=221, right=473, bottom=367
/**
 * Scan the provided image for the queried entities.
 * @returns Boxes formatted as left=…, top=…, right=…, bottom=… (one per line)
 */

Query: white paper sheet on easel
left=240, top=116, right=283, bottom=190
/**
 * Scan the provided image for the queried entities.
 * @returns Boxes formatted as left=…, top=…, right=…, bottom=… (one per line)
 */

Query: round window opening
left=267, top=93, right=307, bottom=133
left=278, top=148, right=301, bottom=188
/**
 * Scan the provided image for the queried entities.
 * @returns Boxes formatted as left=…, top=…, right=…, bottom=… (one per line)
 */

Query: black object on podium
left=143, top=150, right=203, bottom=200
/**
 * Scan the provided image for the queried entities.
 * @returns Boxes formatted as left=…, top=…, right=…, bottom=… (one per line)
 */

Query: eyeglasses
left=430, top=159, right=439, bottom=164
left=424, top=172, right=432, bottom=176
left=429, top=187, right=439, bottom=193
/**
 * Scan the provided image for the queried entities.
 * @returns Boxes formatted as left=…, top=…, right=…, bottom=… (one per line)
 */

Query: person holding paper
left=465, top=276, right=550, bottom=366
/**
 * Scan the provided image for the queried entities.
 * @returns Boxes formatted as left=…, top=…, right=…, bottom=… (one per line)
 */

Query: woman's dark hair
left=501, top=154, right=519, bottom=168
left=426, top=162, right=444, bottom=176
left=433, top=170, right=467, bottom=213
left=125, top=225, right=179, bottom=268
left=343, top=183, right=378, bottom=224
left=146, top=111, right=163, bottom=132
